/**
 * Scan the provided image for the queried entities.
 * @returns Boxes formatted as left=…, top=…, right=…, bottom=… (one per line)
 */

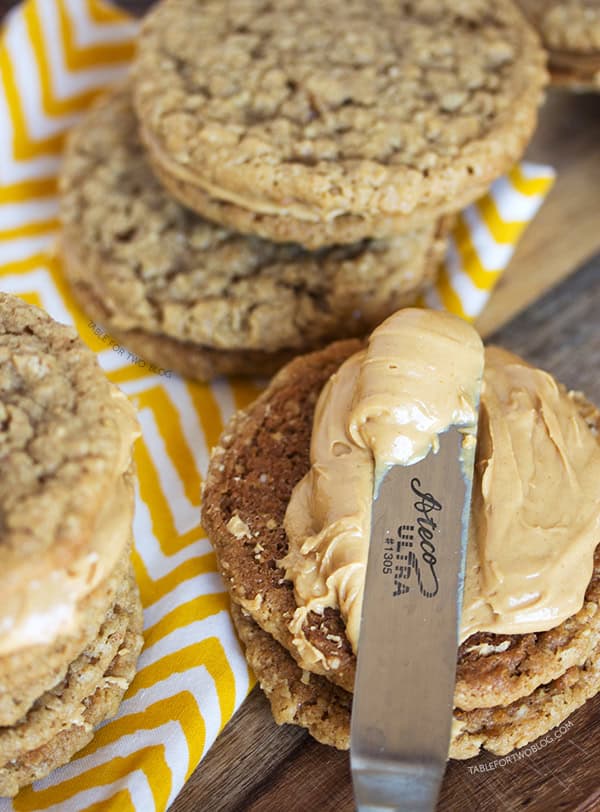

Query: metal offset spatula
left=350, top=422, right=479, bottom=812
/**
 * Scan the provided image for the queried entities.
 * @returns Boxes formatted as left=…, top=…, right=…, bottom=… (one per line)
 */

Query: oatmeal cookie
left=231, top=600, right=600, bottom=759
left=133, top=0, right=546, bottom=245
left=0, top=294, right=142, bottom=794
left=0, top=569, right=143, bottom=797
left=60, top=87, right=447, bottom=380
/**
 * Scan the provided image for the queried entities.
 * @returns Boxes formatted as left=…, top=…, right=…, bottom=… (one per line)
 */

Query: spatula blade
left=351, top=427, right=475, bottom=812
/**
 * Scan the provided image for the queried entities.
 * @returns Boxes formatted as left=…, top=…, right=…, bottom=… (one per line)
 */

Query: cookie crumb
left=226, top=514, right=252, bottom=539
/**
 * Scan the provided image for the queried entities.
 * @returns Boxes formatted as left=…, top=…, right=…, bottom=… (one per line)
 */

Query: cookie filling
left=549, top=49, right=600, bottom=80
left=0, top=389, right=139, bottom=656
left=281, top=309, right=484, bottom=660
left=281, top=316, right=600, bottom=668
left=461, top=346, right=600, bottom=638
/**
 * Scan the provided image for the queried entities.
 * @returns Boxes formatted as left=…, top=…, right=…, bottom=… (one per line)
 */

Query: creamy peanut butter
left=282, top=328, right=600, bottom=666
left=0, top=390, right=139, bottom=655
left=282, top=351, right=372, bottom=663
left=348, top=308, right=484, bottom=470
left=281, top=309, right=484, bottom=661
left=461, top=346, right=600, bottom=639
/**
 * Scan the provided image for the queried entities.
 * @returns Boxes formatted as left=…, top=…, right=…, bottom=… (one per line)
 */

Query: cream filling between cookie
left=0, top=474, right=133, bottom=656
left=550, top=49, right=600, bottom=82
left=0, top=390, right=138, bottom=656
left=146, top=126, right=405, bottom=223
left=281, top=316, right=600, bottom=668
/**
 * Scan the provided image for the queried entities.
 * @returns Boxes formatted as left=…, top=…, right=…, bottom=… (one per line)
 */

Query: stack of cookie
left=0, top=294, right=143, bottom=797
left=201, top=323, right=600, bottom=759
left=59, top=0, right=547, bottom=381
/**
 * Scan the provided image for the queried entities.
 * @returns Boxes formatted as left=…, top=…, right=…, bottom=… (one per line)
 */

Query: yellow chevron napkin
left=0, top=1, right=554, bottom=810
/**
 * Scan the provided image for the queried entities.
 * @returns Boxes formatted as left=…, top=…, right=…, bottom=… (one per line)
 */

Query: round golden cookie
left=133, top=0, right=546, bottom=246
left=0, top=568, right=143, bottom=798
left=0, top=293, right=139, bottom=725
left=0, top=294, right=138, bottom=569
left=231, top=600, right=600, bottom=759
left=518, top=0, right=600, bottom=88
left=59, top=87, right=447, bottom=381
left=201, top=341, right=600, bottom=711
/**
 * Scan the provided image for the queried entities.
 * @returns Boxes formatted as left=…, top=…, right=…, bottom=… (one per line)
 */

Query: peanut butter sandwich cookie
left=0, top=294, right=143, bottom=797
left=59, top=87, right=447, bottom=381
left=202, top=309, right=600, bottom=759
left=133, top=0, right=547, bottom=249
left=518, top=1, right=600, bottom=88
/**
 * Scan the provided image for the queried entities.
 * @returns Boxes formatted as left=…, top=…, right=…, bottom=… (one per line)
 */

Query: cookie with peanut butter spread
left=146, top=136, right=458, bottom=251
left=0, top=568, right=143, bottom=797
left=202, top=339, right=600, bottom=740
left=518, top=1, right=600, bottom=88
left=133, top=0, right=547, bottom=248
left=0, top=294, right=142, bottom=794
left=203, top=341, right=359, bottom=692
left=59, top=87, right=447, bottom=381
left=0, top=294, right=139, bottom=718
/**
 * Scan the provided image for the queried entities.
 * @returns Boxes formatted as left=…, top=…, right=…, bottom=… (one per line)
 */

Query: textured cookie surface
left=202, top=343, right=600, bottom=709
left=134, top=0, right=546, bottom=235
left=231, top=603, right=352, bottom=750
left=0, top=294, right=138, bottom=728
left=202, top=341, right=360, bottom=692
left=0, top=568, right=143, bottom=798
left=231, top=600, right=600, bottom=759
left=60, top=87, right=444, bottom=361
left=61, top=279, right=314, bottom=382
left=0, top=568, right=134, bottom=765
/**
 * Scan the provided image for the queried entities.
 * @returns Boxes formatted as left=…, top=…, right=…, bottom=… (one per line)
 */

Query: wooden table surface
left=1, top=1, right=600, bottom=809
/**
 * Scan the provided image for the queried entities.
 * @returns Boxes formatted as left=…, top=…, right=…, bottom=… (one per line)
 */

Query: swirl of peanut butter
left=281, top=317, right=600, bottom=669
left=461, top=346, right=600, bottom=640
left=281, top=309, right=484, bottom=662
